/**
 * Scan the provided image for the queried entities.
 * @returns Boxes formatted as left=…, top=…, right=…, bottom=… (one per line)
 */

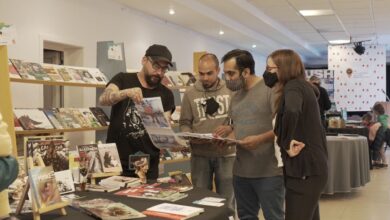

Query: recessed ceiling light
left=169, top=8, right=175, bottom=15
left=219, top=30, right=224, bottom=35
left=299, top=9, right=334, bottom=17
left=329, top=39, right=350, bottom=44
left=252, top=44, right=257, bottom=48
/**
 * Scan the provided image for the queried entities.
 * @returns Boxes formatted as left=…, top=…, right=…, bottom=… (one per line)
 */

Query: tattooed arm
left=98, top=83, right=143, bottom=106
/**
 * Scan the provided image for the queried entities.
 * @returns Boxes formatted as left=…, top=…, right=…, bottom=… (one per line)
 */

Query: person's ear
left=141, top=56, right=147, bottom=66
left=242, top=68, right=250, bottom=78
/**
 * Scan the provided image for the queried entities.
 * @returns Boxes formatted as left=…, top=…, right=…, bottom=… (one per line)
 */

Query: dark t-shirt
left=106, top=72, right=174, bottom=179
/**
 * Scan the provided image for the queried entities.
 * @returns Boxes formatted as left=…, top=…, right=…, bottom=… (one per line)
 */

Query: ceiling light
left=299, top=9, right=334, bottom=17
left=219, top=30, right=224, bottom=35
left=252, top=44, right=257, bottom=48
left=329, top=39, right=350, bottom=44
left=169, top=8, right=175, bottom=15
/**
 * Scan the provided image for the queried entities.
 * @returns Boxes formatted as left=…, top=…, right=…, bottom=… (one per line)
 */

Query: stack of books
left=115, top=183, right=188, bottom=202
left=143, top=203, right=204, bottom=220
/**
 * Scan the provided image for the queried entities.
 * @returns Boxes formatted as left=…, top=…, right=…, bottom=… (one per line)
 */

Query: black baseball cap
left=145, top=44, right=173, bottom=67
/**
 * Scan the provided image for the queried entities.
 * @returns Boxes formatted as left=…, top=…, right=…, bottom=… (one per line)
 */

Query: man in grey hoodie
left=179, top=53, right=235, bottom=212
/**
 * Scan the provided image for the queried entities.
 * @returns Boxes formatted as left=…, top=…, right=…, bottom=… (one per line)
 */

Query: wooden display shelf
left=161, top=157, right=190, bottom=164
left=15, top=126, right=108, bottom=135
left=10, top=78, right=106, bottom=88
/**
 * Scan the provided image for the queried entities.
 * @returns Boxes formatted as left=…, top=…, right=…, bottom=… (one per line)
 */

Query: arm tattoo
left=99, top=87, right=128, bottom=106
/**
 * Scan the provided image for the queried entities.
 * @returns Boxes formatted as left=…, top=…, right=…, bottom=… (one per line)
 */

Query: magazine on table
left=115, top=183, right=187, bottom=202
left=72, top=198, right=145, bottom=219
left=144, top=203, right=204, bottom=219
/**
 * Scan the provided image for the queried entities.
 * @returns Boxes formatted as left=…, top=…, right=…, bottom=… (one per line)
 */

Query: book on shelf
left=14, top=108, right=54, bottom=130
left=78, top=69, right=98, bottom=83
left=13, top=113, right=23, bottom=131
left=84, top=67, right=108, bottom=84
left=26, top=139, right=70, bottom=172
left=41, top=64, right=64, bottom=81
left=10, top=59, right=35, bottom=80
left=68, top=108, right=91, bottom=128
left=54, top=169, right=75, bottom=195
left=79, top=108, right=101, bottom=127
left=97, top=143, right=122, bottom=173
left=77, top=144, right=103, bottom=174
left=8, top=59, right=21, bottom=79
left=144, top=203, right=204, bottom=219
left=56, top=66, right=74, bottom=82
left=27, top=62, right=51, bottom=81
left=28, top=166, right=62, bottom=208
left=42, top=108, right=65, bottom=129
left=72, top=198, right=145, bottom=219
left=67, top=68, right=86, bottom=83
left=58, top=108, right=82, bottom=128
left=86, top=184, right=120, bottom=192
left=99, top=176, right=141, bottom=188
left=89, top=107, right=110, bottom=126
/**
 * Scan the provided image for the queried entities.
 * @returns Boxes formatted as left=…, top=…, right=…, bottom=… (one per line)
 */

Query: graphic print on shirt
left=193, top=94, right=230, bottom=121
left=122, top=99, right=146, bottom=139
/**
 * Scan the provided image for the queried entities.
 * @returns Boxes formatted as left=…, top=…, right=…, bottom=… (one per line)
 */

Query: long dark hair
left=269, top=49, right=306, bottom=115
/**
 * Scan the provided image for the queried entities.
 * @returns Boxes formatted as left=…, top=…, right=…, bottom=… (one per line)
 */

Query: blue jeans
left=191, top=155, right=235, bottom=213
left=233, top=175, right=285, bottom=220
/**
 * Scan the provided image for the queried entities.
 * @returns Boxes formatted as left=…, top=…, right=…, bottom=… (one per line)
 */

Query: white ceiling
left=114, top=0, right=390, bottom=64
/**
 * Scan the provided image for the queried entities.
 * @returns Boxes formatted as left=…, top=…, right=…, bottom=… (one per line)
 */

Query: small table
left=323, top=135, right=370, bottom=194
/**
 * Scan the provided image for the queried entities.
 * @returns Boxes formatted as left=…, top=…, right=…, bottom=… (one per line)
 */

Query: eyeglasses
left=147, top=57, right=169, bottom=73
left=266, top=66, right=278, bottom=71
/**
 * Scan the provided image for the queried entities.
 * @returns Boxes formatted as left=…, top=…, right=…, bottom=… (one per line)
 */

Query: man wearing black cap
left=99, top=44, right=175, bottom=181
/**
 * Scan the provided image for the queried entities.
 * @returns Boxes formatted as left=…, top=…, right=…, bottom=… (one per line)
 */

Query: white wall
left=1, top=0, right=266, bottom=107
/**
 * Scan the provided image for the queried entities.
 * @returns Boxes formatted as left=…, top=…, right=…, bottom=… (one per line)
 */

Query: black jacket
left=275, top=79, right=328, bottom=178
left=314, top=84, right=331, bottom=119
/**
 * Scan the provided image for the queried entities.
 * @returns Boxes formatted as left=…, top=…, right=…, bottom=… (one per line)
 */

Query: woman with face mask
left=266, top=49, right=328, bottom=220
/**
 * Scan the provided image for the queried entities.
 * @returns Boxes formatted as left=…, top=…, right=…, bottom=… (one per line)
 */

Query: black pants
left=285, top=174, right=327, bottom=220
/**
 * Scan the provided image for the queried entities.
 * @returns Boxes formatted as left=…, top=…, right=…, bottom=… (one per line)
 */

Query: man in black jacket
left=310, top=76, right=331, bottom=127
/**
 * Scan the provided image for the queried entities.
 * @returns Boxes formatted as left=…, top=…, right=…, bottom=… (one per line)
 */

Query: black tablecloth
left=18, top=187, right=231, bottom=220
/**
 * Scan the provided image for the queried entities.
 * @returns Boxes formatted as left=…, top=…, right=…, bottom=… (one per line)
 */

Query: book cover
left=13, top=113, right=23, bottom=131
left=54, top=169, right=75, bottom=194
left=135, top=97, right=170, bottom=128
left=168, top=172, right=193, bottom=192
left=97, top=143, right=122, bottom=173
left=115, top=183, right=182, bottom=201
left=26, top=139, right=69, bottom=172
left=89, top=107, right=110, bottom=126
left=79, top=108, right=101, bottom=127
left=78, top=69, right=97, bottom=83
left=68, top=108, right=90, bottom=128
left=73, top=198, right=145, bottom=219
left=100, top=176, right=140, bottom=188
left=142, top=210, right=189, bottom=220
left=56, top=67, right=74, bottom=82
left=10, top=59, right=35, bottom=80
left=146, top=203, right=204, bottom=217
left=57, top=108, right=82, bottom=128
left=14, top=108, right=54, bottom=130
left=77, top=144, right=103, bottom=174
left=67, top=68, right=85, bottom=83
left=86, top=184, right=120, bottom=192
left=85, top=68, right=108, bottom=85
left=43, top=108, right=64, bottom=129
left=8, top=60, right=21, bottom=79
left=24, top=62, right=51, bottom=81
left=42, top=64, right=64, bottom=81
left=28, top=166, right=62, bottom=208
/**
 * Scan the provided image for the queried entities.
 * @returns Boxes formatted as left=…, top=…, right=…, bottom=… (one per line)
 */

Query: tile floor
left=257, top=151, right=390, bottom=220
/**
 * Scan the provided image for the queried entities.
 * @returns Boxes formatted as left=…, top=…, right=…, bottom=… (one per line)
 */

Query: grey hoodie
left=179, top=79, right=235, bottom=157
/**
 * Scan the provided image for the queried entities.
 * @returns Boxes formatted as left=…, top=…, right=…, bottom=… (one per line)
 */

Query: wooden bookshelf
left=15, top=126, right=108, bottom=135
left=10, top=78, right=106, bottom=88
left=160, top=157, right=190, bottom=164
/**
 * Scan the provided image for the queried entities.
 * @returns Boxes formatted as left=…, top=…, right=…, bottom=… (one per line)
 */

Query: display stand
left=16, top=155, right=69, bottom=220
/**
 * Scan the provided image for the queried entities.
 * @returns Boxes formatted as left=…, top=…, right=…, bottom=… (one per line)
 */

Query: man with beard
left=309, top=76, right=331, bottom=127
left=179, top=53, right=235, bottom=213
left=221, top=49, right=284, bottom=220
left=99, top=44, right=175, bottom=181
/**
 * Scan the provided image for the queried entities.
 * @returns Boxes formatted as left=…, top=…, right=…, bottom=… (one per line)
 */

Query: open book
left=176, top=132, right=238, bottom=146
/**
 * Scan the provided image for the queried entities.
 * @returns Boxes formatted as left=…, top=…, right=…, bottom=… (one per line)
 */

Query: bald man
left=179, top=53, right=235, bottom=213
